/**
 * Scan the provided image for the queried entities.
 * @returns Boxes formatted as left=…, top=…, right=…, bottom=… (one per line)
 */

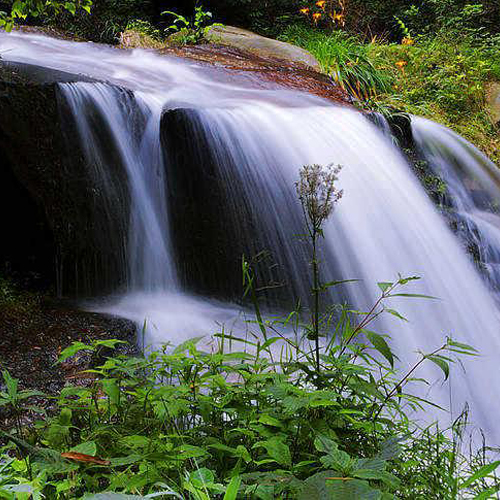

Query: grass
left=279, top=25, right=393, bottom=101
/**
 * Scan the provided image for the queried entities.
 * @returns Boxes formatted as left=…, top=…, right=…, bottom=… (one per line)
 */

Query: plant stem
left=312, top=226, right=321, bottom=374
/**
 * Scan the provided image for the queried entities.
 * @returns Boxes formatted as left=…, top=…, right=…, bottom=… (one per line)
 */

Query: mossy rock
left=486, top=82, right=500, bottom=127
left=204, top=25, right=321, bottom=71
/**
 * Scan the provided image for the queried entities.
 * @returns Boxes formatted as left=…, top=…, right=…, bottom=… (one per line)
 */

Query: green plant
left=1, top=164, right=499, bottom=499
left=279, top=25, right=393, bottom=100
left=162, top=4, right=214, bottom=45
left=124, top=19, right=161, bottom=40
left=0, top=0, right=92, bottom=31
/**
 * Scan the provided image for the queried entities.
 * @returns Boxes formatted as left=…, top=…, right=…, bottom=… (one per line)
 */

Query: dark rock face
left=161, top=107, right=263, bottom=301
left=160, top=108, right=311, bottom=306
left=0, top=61, right=128, bottom=296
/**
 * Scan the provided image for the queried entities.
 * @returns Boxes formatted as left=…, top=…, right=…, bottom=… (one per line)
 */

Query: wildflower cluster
left=299, top=0, right=347, bottom=28
left=296, top=163, right=343, bottom=234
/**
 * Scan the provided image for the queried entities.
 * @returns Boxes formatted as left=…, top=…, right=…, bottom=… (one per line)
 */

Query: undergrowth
left=1, top=164, right=499, bottom=499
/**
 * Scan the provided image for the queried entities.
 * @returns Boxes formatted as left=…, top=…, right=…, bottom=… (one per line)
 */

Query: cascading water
left=59, top=83, right=177, bottom=291
left=2, top=30, right=500, bottom=442
left=412, top=116, right=500, bottom=294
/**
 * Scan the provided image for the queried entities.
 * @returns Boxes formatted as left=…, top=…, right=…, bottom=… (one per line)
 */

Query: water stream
left=2, top=30, right=500, bottom=441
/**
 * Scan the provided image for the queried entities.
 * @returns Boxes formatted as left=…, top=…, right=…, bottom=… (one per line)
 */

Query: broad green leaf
left=353, top=469, right=400, bottom=488
left=377, top=282, right=393, bottom=293
left=190, top=467, right=215, bottom=487
left=427, top=355, right=450, bottom=380
left=57, top=342, right=94, bottom=363
left=223, top=476, right=242, bottom=500
left=102, top=379, right=120, bottom=405
left=108, top=454, right=143, bottom=466
left=2, top=370, right=18, bottom=399
left=253, top=437, right=291, bottom=466
left=365, top=331, right=395, bottom=367
left=258, top=414, right=283, bottom=427
left=94, top=339, right=126, bottom=349
left=175, top=444, right=209, bottom=459
left=69, top=441, right=97, bottom=456
left=378, top=437, right=401, bottom=461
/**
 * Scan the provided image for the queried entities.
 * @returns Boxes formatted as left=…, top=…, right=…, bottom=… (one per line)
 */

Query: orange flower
left=312, top=12, right=322, bottom=22
left=330, top=11, right=344, bottom=23
left=299, top=7, right=310, bottom=15
left=402, top=37, right=414, bottom=45
left=395, top=60, right=407, bottom=72
left=316, top=0, right=326, bottom=8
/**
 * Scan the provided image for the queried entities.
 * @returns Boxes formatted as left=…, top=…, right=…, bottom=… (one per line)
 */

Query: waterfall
left=2, top=30, right=500, bottom=442
left=412, top=116, right=500, bottom=294
left=59, top=82, right=177, bottom=291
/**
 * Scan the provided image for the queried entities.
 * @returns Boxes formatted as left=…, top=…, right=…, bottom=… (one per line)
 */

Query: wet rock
left=486, top=82, right=500, bottom=127
left=204, top=25, right=321, bottom=72
left=0, top=61, right=130, bottom=296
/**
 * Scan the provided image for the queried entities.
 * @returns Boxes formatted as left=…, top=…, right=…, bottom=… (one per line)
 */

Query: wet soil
left=0, top=297, right=137, bottom=395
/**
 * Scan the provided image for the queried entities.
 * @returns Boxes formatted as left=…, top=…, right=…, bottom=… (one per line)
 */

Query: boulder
left=486, top=82, right=500, bottom=127
left=204, top=25, right=321, bottom=72
left=0, top=61, right=130, bottom=296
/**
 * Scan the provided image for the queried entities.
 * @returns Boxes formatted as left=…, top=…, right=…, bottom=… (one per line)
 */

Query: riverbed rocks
left=0, top=296, right=136, bottom=427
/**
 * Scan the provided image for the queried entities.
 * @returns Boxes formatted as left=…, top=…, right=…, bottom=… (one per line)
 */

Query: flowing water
left=2, top=30, right=500, bottom=441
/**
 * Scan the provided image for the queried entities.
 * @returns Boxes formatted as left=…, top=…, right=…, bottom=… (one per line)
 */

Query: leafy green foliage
left=0, top=271, right=493, bottom=499
left=0, top=0, right=91, bottom=31
left=280, top=25, right=393, bottom=100
left=162, top=4, right=215, bottom=45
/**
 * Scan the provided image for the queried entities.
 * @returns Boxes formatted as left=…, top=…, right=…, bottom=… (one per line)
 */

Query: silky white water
left=2, top=30, right=500, bottom=441
left=412, top=116, right=500, bottom=294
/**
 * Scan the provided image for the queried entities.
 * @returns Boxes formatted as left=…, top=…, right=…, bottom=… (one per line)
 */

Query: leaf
left=69, top=441, right=97, bottom=456
left=427, top=355, right=450, bottom=380
left=473, top=486, right=500, bottom=499
left=385, top=308, right=408, bottom=322
left=86, top=493, right=182, bottom=500
left=190, top=467, right=215, bottom=487
left=321, top=279, right=360, bottom=290
left=378, top=437, right=401, bottom=461
left=258, top=414, right=283, bottom=427
left=175, top=444, right=209, bottom=459
left=94, top=339, right=127, bottom=349
left=365, top=331, right=395, bottom=367
left=224, top=476, right=242, bottom=500
left=2, top=370, right=18, bottom=399
left=353, top=469, right=400, bottom=488
left=64, top=2, right=75, bottom=15
left=102, top=378, right=120, bottom=405
left=57, top=341, right=94, bottom=363
left=253, top=437, right=291, bottom=466
left=459, top=461, right=500, bottom=490
left=389, top=293, right=438, bottom=300
left=326, top=478, right=382, bottom=500
left=377, top=282, right=393, bottom=293
left=108, top=454, right=143, bottom=466
left=60, top=452, right=110, bottom=465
